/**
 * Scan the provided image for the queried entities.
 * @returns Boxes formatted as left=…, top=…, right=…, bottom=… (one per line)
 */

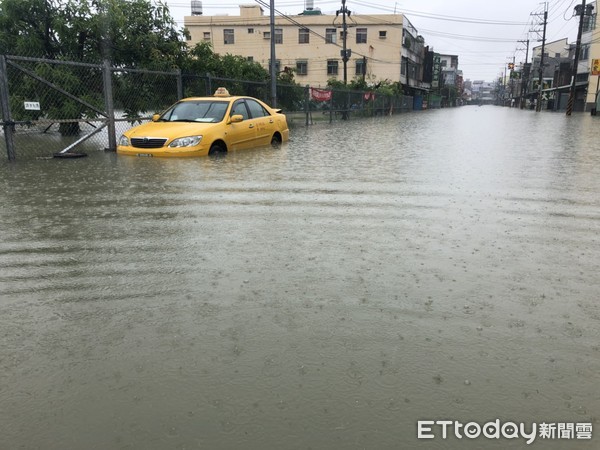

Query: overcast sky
left=163, top=0, right=582, bottom=81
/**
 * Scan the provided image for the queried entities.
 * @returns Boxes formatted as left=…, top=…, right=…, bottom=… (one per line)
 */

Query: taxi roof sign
left=214, top=87, right=231, bottom=97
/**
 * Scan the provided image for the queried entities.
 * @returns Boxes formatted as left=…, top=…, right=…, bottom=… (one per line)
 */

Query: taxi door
left=245, top=98, right=272, bottom=145
left=228, top=100, right=257, bottom=150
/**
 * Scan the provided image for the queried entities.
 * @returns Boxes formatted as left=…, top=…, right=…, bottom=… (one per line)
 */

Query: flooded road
left=1, top=106, right=599, bottom=449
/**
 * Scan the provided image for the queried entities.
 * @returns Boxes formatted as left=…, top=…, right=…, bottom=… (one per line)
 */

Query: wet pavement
left=1, top=106, right=599, bottom=449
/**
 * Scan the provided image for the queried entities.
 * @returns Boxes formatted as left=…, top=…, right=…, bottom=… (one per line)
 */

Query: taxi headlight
left=118, top=135, right=130, bottom=146
left=169, top=136, right=203, bottom=147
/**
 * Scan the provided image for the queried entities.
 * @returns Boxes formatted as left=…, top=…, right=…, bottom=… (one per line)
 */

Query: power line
left=417, top=28, right=522, bottom=43
left=351, top=0, right=529, bottom=25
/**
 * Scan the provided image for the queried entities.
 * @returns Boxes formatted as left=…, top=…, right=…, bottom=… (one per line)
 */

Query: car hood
left=124, top=121, right=218, bottom=139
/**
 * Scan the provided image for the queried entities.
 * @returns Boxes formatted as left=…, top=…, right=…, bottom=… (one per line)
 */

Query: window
left=583, top=13, right=596, bottom=32
left=231, top=100, right=249, bottom=120
left=355, top=59, right=366, bottom=76
left=247, top=56, right=254, bottom=62
left=441, top=60, right=447, bottom=67
left=299, top=28, right=310, bottom=44
left=340, top=30, right=347, bottom=40
left=325, top=28, right=336, bottom=44
left=296, top=60, right=308, bottom=75
left=203, top=32, right=211, bottom=41
left=224, top=29, right=234, bottom=45
left=379, top=30, right=387, bottom=39
left=580, top=44, right=590, bottom=60
left=327, top=60, right=339, bottom=76
left=163, top=101, right=228, bottom=123
left=263, top=31, right=271, bottom=39
left=246, top=99, right=270, bottom=118
left=248, top=28, right=254, bottom=34
left=274, top=28, right=283, bottom=44
left=356, top=28, right=367, bottom=44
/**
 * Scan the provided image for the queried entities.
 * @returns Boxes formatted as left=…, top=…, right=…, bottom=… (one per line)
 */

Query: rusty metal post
left=0, top=55, right=16, bottom=161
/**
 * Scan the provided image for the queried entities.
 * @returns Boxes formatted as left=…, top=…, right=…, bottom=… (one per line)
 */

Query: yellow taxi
left=117, top=88, right=289, bottom=157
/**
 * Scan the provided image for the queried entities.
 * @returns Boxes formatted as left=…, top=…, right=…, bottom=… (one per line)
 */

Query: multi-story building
left=183, top=2, right=430, bottom=94
left=439, top=54, right=459, bottom=82
left=470, top=80, right=495, bottom=104
left=400, top=18, right=430, bottom=96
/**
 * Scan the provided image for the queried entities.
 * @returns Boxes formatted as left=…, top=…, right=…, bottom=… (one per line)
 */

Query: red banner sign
left=310, top=88, right=332, bottom=102
left=364, top=92, right=376, bottom=101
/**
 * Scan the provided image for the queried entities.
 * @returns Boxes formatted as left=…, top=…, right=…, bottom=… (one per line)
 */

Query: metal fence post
left=103, top=59, right=116, bottom=151
left=176, top=68, right=183, bottom=100
left=0, top=55, right=16, bottom=161
left=206, top=73, right=212, bottom=96
left=305, top=85, right=310, bottom=126
left=329, top=90, right=333, bottom=123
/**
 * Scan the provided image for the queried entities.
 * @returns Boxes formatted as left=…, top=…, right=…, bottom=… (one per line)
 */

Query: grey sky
left=164, top=0, right=582, bottom=82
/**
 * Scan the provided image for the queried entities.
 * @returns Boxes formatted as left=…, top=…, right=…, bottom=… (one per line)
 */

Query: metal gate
left=0, top=55, right=180, bottom=161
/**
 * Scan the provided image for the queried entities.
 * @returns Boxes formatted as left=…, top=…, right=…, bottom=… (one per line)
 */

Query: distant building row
left=503, top=1, right=599, bottom=112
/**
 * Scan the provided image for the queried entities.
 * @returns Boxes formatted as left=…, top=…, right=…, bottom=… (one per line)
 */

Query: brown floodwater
left=1, top=106, right=599, bottom=449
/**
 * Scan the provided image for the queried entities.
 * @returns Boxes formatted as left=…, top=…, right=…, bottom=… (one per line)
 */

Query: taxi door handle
left=269, top=119, right=274, bottom=123
left=248, top=124, right=254, bottom=128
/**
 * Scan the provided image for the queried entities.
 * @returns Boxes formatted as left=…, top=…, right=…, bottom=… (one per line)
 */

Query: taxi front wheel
left=209, top=142, right=226, bottom=155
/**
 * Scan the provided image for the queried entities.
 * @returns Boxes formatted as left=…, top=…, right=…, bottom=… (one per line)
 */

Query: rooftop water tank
left=191, top=0, right=203, bottom=16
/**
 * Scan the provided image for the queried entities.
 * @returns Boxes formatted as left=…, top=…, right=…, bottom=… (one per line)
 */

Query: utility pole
left=566, top=0, right=594, bottom=115
left=269, top=0, right=277, bottom=107
left=336, top=0, right=352, bottom=85
left=335, top=0, right=352, bottom=119
left=503, top=64, right=507, bottom=105
left=509, top=56, right=516, bottom=105
left=532, top=4, right=548, bottom=112
left=517, top=38, right=530, bottom=108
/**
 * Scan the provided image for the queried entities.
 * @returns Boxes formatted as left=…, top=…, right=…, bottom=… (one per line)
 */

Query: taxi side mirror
left=229, top=114, right=244, bottom=123
left=151, top=114, right=160, bottom=122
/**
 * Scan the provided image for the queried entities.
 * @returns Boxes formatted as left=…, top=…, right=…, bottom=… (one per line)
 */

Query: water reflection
left=1, top=107, right=599, bottom=449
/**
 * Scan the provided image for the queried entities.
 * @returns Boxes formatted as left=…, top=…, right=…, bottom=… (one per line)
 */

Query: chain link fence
left=0, top=54, right=181, bottom=160
left=1, top=54, right=421, bottom=161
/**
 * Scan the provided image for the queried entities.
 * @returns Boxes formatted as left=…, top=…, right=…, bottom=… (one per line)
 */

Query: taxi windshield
left=160, top=100, right=229, bottom=123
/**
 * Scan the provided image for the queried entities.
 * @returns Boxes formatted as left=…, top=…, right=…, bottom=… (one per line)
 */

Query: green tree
left=441, top=85, right=458, bottom=107
left=0, top=0, right=188, bottom=134
left=0, top=0, right=58, bottom=57
left=0, top=0, right=187, bottom=65
left=182, top=41, right=270, bottom=99
left=275, top=67, right=304, bottom=111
